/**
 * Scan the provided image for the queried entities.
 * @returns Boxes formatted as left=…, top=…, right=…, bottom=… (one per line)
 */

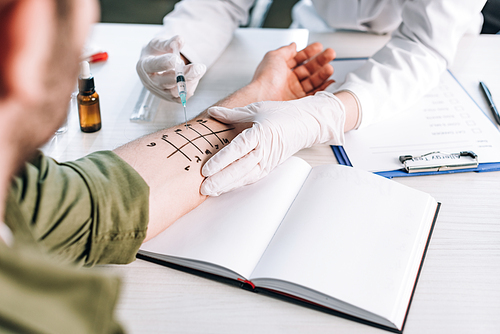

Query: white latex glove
left=136, top=35, right=206, bottom=102
left=201, top=91, right=346, bottom=196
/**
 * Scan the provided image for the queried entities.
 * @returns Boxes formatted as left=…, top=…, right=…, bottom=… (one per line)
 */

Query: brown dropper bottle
left=77, top=61, right=102, bottom=133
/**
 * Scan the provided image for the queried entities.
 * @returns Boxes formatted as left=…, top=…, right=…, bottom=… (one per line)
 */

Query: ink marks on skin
left=185, top=156, right=202, bottom=172
left=163, top=133, right=192, bottom=161
left=147, top=120, right=235, bottom=172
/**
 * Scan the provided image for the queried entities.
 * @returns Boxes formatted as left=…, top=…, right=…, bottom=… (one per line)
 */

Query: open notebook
left=139, top=157, right=439, bottom=333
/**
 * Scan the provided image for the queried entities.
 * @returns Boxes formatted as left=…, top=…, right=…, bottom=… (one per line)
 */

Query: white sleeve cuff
left=329, top=80, right=374, bottom=129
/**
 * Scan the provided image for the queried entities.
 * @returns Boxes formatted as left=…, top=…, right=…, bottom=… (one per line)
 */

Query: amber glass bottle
left=77, top=61, right=102, bottom=133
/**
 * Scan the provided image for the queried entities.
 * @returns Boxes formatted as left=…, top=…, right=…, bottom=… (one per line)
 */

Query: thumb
left=207, top=104, right=259, bottom=124
left=274, top=42, right=297, bottom=62
left=184, top=63, right=207, bottom=81
left=169, top=35, right=184, bottom=52
left=149, top=35, right=184, bottom=54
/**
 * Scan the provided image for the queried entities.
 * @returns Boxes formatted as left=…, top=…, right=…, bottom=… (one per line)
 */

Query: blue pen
left=479, top=81, right=500, bottom=126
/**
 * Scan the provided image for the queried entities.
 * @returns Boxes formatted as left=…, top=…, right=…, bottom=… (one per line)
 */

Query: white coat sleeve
left=158, top=0, right=255, bottom=68
left=330, top=0, right=487, bottom=128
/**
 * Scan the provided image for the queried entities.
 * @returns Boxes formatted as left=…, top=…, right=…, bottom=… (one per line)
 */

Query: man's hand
left=249, top=42, right=336, bottom=102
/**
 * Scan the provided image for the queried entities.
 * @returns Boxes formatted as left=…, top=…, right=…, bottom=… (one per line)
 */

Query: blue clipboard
left=330, top=60, right=500, bottom=178
left=331, top=145, right=500, bottom=179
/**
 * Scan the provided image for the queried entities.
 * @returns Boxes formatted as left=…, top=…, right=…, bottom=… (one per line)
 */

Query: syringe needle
left=176, top=74, right=188, bottom=128
left=173, top=42, right=188, bottom=128
left=184, top=105, right=187, bottom=128
left=182, top=99, right=188, bottom=128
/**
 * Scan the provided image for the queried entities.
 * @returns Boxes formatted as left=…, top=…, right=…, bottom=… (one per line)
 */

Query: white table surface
left=46, top=24, right=500, bottom=334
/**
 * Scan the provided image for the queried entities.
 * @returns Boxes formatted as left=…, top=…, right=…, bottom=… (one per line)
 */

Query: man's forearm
left=114, top=84, right=258, bottom=241
left=115, top=41, right=339, bottom=241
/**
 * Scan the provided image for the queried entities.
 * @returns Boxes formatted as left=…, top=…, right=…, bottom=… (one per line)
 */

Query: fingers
left=306, top=79, right=335, bottom=96
left=146, top=35, right=184, bottom=55
left=290, top=45, right=334, bottom=95
left=141, top=53, right=178, bottom=74
left=298, top=63, right=334, bottom=93
left=184, top=64, right=206, bottom=98
left=138, top=35, right=205, bottom=102
left=201, top=150, right=264, bottom=196
left=293, top=48, right=335, bottom=81
left=202, top=128, right=260, bottom=177
left=272, top=43, right=298, bottom=62
left=208, top=105, right=258, bottom=124
left=260, top=43, right=297, bottom=69
left=147, top=65, right=197, bottom=89
left=141, top=35, right=190, bottom=75
left=287, top=42, right=322, bottom=68
left=183, top=63, right=207, bottom=81
left=142, top=57, right=206, bottom=87
left=308, top=47, right=336, bottom=71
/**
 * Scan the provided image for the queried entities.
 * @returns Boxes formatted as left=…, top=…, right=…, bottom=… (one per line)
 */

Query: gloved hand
left=136, top=35, right=206, bottom=102
left=200, top=91, right=346, bottom=196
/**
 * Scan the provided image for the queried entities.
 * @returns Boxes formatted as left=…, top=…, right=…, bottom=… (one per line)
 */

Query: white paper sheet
left=141, top=157, right=312, bottom=279
left=329, top=59, right=500, bottom=172
left=250, top=164, right=437, bottom=327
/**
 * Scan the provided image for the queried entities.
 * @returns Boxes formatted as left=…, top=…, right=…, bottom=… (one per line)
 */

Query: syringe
left=172, top=45, right=188, bottom=128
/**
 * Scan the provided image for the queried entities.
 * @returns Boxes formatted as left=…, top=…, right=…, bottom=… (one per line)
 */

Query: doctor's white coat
left=158, top=0, right=486, bottom=128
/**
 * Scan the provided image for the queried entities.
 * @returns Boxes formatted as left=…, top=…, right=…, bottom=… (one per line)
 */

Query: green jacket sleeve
left=0, top=240, right=125, bottom=334
left=7, top=150, right=149, bottom=266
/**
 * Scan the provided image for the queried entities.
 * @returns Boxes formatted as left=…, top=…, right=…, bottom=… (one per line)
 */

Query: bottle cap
left=78, top=61, right=95, bottom=95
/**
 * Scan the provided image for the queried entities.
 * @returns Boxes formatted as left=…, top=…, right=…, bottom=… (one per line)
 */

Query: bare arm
left=115, top=42, right=336, bottom=241
left=114, top=116, right=247, bottom=241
